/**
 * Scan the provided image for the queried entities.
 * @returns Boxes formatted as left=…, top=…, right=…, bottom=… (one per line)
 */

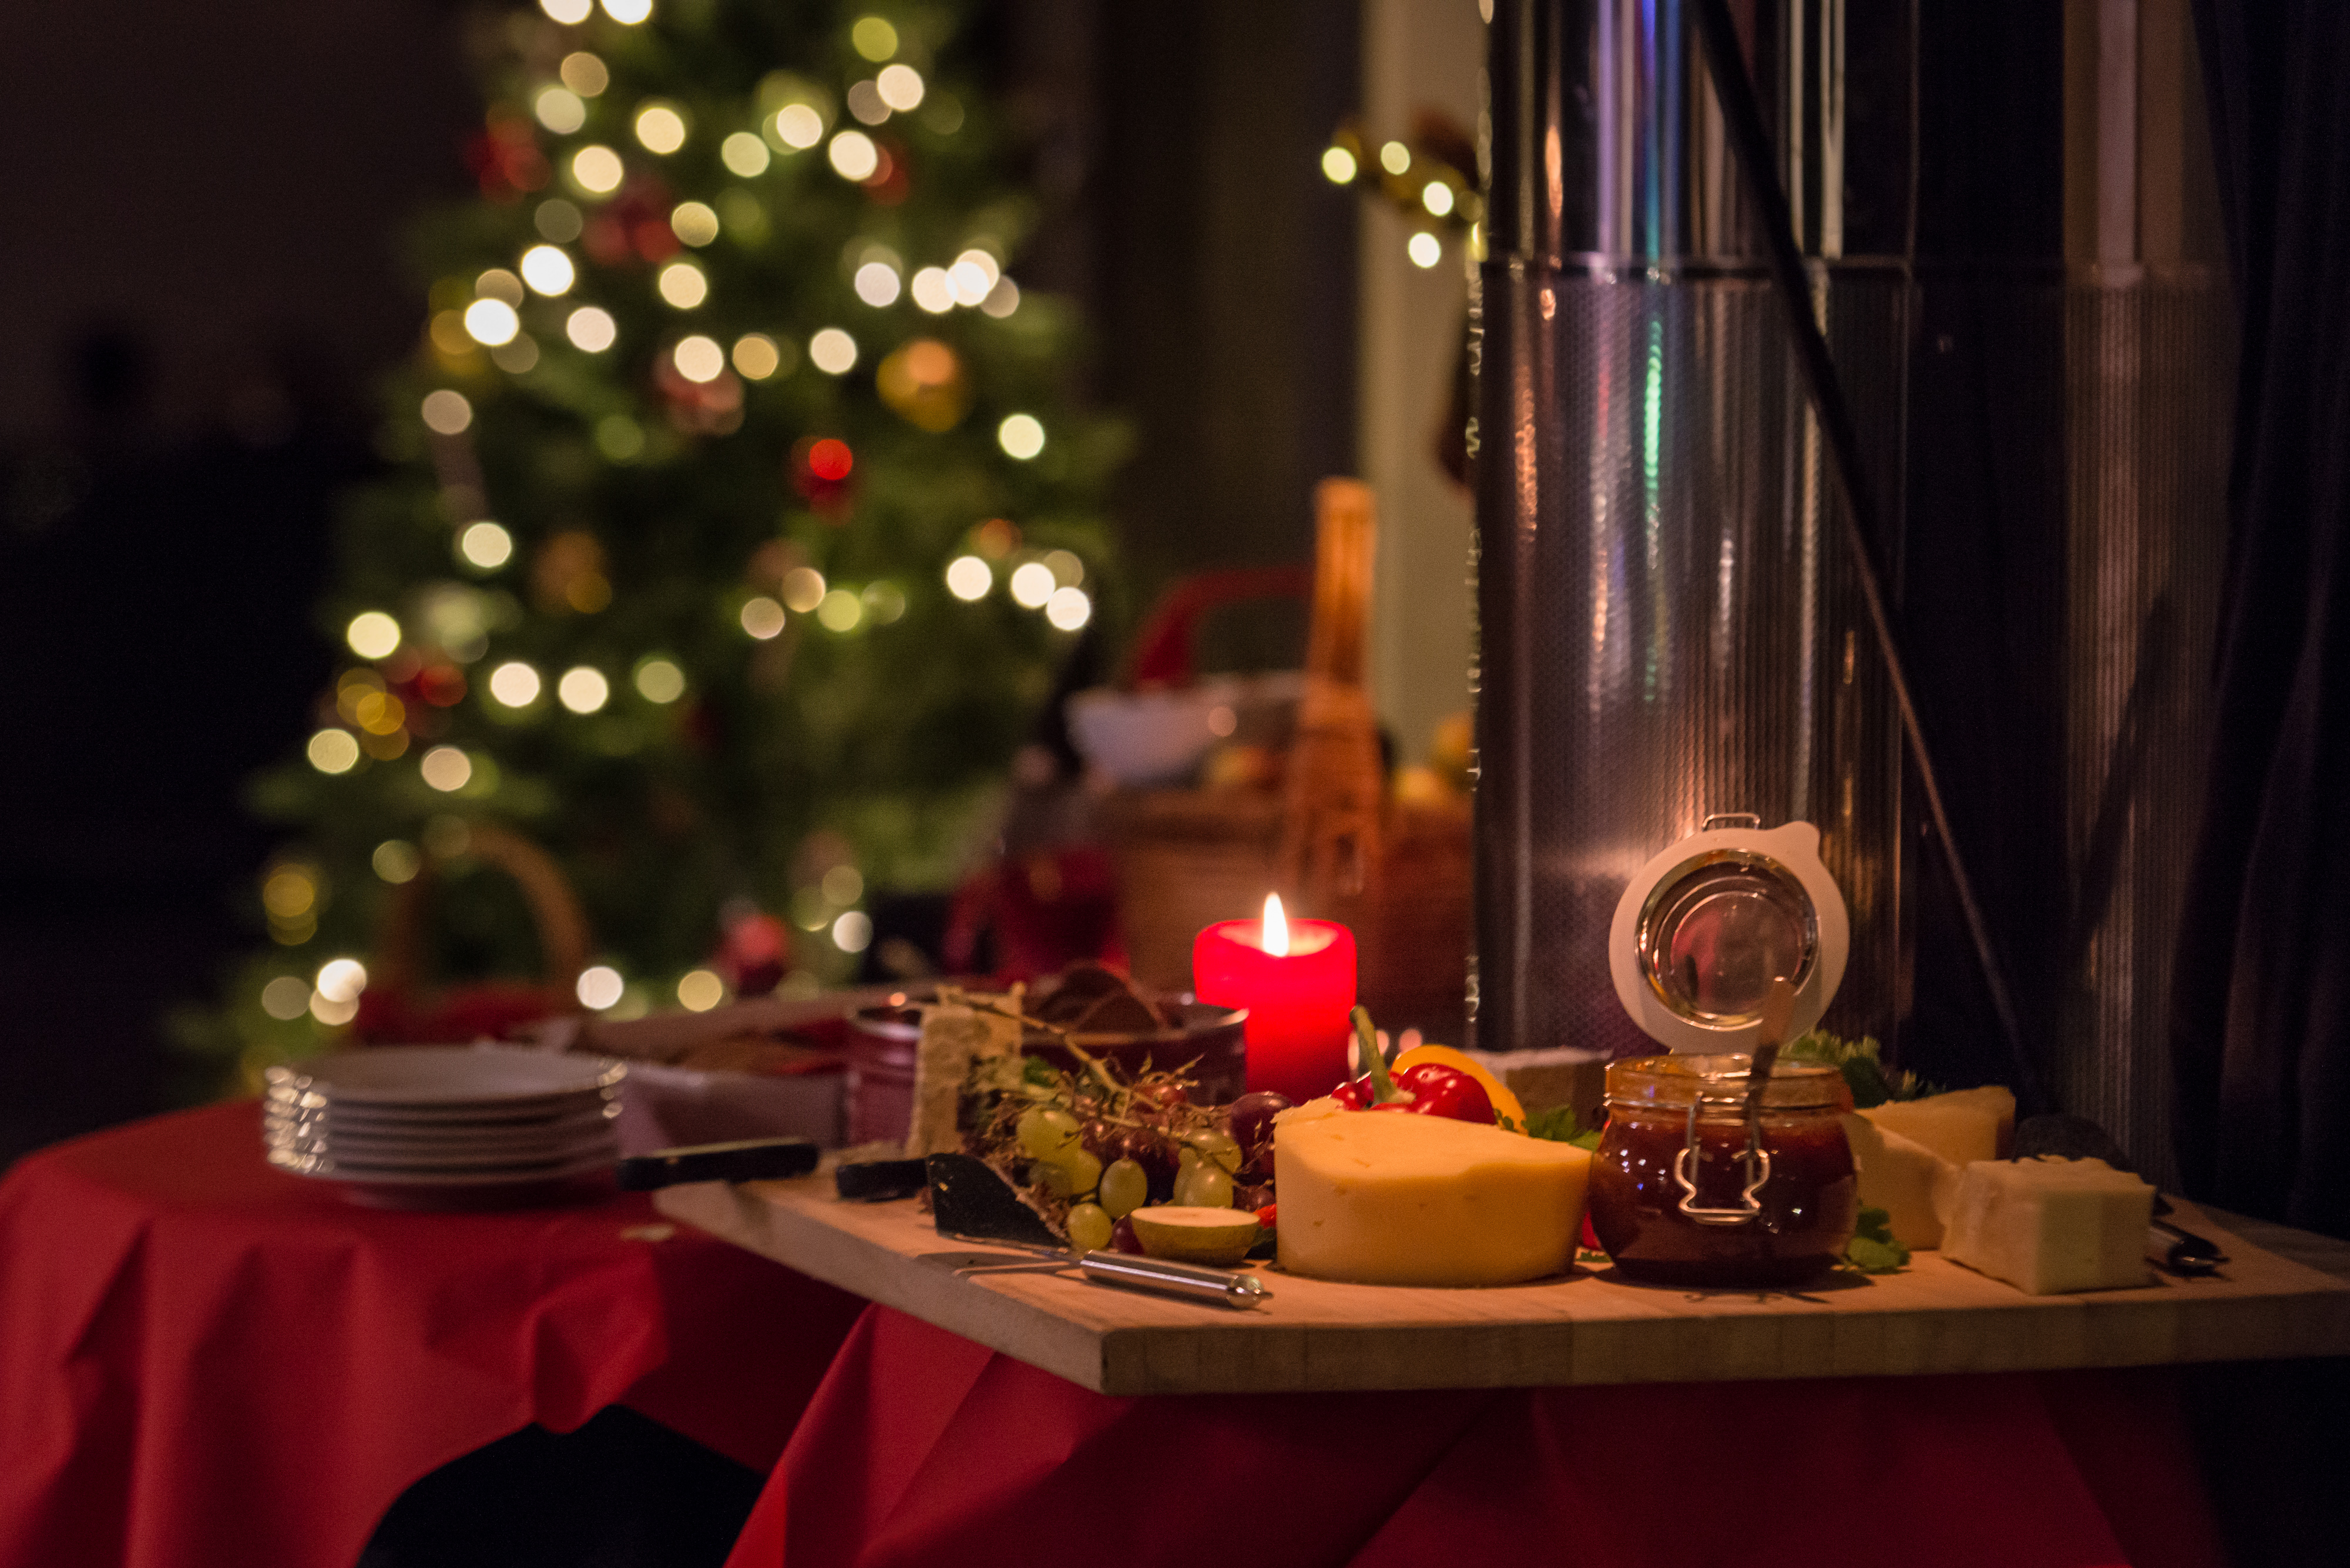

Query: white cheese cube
left=1942, top=1156, right=2156, bottom=1295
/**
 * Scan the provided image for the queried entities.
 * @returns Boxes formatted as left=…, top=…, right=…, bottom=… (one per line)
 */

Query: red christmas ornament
left=715, top=911, right=791, bottom=998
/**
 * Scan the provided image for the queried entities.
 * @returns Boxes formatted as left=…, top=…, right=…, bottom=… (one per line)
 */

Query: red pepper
left=1255, top=1203, right=1277, bottom=1230
left=1330, top=1008, right=1497, bottom=1125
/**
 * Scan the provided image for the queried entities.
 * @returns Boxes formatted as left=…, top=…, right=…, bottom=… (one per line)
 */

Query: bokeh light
left=1380, top=140, right=1411, bottom=175
left=315, top=958, right=368, bottom=1003
left=670, top=200, right=720, bottom=246
left=828, top=130, right=879, bottom=182
left=948, top=250, right=999, bottom=305
left=740, top=596, right=787, bottom=639
left=656, top=260, right=707, bottom=308
left=419, top=746, right=473, bottom=792
left=676, top=969, right=726, bottom=1011
left=808, top=328, right=857, bottom=374
left=372, top=840, right=421, bottom=884
left=458, top=521, right=514, bottom=570
left=559, top=52, right=609, bottom=97
left=908, top=267, right=954, bottom=313
left=1408, top=230, right=1443, bottom=268
left=571, top=145, right=624, bottom=194
left=595, top=414, right=644, bottom=459
left=862, top=581, right=907, bottom=623
left=577, top=965, right=626, bottom=1009
left=781, top=566, right=827, bottom=613
left=634, top=657, right=686, bottom=703
left=463, top=298, right=520, bottom=347
left=310, top=991, right=359, bottom=1027
left=536, top=199, right=585, bottom=242
left=566, top=306, right=617, bottom=351
left=419, top=390, right=472, bottom=435
left=774, top=105, right=823, bottom=150
left=822, top=865, right=865, bottom=905
left=1422, top=180, right=1455, bottom=216
left=520, top=244, right=576, bottom=295
left=831, top=910, right=872, bottom=953
left=308, top=730, right=360, bottom=774
left=535, top=87, right=586, bottom=135
left=877, top=65, right=925, bottom=112
left=601, top=0, right=652, bottom=25
left=997, top=413, right=1045, bottom=460
left=816, top=587, right=862, bottom=632
left=981, top=276, right=1020, bottom=318
left=944, top=555, right=991, bottom=600
left=1322, top=145, right=1357, bottom=183
left=1043, top=548, right=1085, bottom=586
left=846, top=80, right=889, bottom=126
left=720, top=132, right=771, bottom=176
left=262, top=866, right=315, bottom=919
left=347, top=612, right=401, bottom=659
left=540, top=0, right=591, bottom=22
left=853, top=261, right=901, bottom=307
left=260, top=976, right=311, bottom=1021
left=1009, top=561, right=1055, bottom=608
left=851, top=16, right=898, bottom=61
left=635, top=103, right=687, bottom=153
left=488, top=661, right=542, bottom=706
left=558, top=666, right=611, bottom=713
left=673, top=334, right=725, bottom=382
left=731, top=333, right=783, bottom=378
left=1046, top=585, right=1092, bottom=631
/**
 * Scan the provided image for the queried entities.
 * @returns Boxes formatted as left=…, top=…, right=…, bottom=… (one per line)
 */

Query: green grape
left=1038, top=1147, right=1103, bottom=1200
left=1173, top=1160, right=1234, bottom=1208
left=1066, top=1202, right=1114, bottom=1254
left=1098, top=1158, right=1148, bottom=1219
left=1187, top=1130, right=1243, bottom=1174
left=1016, top=1107, right=1082, bottom=1162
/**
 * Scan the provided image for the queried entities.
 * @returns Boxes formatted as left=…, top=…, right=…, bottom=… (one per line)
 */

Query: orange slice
left=1392, top=1043, right=1528, bottom=1132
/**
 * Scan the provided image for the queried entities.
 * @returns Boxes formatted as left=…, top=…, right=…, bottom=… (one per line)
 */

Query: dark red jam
left=1589, top=1106, right=1859, bottom=1287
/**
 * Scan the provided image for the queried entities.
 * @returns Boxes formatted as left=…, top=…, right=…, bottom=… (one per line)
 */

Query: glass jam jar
left=1587, top=1055, right=1858, bottom=1287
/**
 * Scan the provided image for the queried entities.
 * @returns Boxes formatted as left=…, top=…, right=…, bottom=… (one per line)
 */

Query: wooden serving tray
left=656, top=1176, right=2350, bottom=1396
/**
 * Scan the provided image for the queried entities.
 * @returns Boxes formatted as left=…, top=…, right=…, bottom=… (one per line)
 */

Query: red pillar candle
left=1192, top=895, right=1358, bottom=1104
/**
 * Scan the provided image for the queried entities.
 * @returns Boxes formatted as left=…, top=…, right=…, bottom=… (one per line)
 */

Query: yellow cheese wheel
left=1274, top=1110, right=1590, bottom=1287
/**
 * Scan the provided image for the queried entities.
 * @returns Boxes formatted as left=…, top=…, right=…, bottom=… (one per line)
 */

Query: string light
left=577, top=966, right=625, bottom=1009
left=308, top=730, right=360, bottom=774
left=595, top=414, right=644, bottom=459
left=419, top=746, right=473, bottom=792
left=945, top=556, right=992, bottom=600
left=1408, top=231, right=1442, bottom=268
left=260, top=976, right=311, bottom=1020
left=832, top=910, right=872, bottom=953
left=997, top=413, right=1045, bottom=459
left=1046, top=586, right=1092, bottom=631
left=773, top=105, right=823, bottom=150
left=310, top=991, right=359, bottom=1027
left=673, top=335, right=725, bottom=382
left=347, top=612, right=401, bottom=659
left=677, top=969, right=725, bottom=1010
left=1379, top=140, right=1411, bottom=174
left=536, top=199, right=584, bottom=241
left=488, top=662, right=542, bottom=706
left=823, top=865, right=865, bottom=905
left=458, top=522, right=514, bottom=570
left=740, top=597, right=786, bottom=639
left=670, top=200, right=719, bottom=246
left=558, top=666, right=610, bottom=713
left=373, top=841, right=421, bottom=884
left=1322, top=146, right=1357, bottom=183
left=853, top=261, right=901, bottom=306
left=419, top=390, right=472, bottom=434
left=559, top=53, right=609, bottom=96
left=600, top=0, right=652, bottom=24
left=846, top=81, right=889, bottom=126
left=633, top=657, right=686, bottom=703
left=520, top=244, right=575, bottom=295
left=540, top=0, right=591, bottom=22
left=720, top=132, right=770, bottom=176
left=828, top=130, right=879, bottom=182
left=851, top=16, right=898, bottom=61
left=535, top=87, right=586, bottom=135
left=315, top=958, right=368, bottom=1003
left=808, top=328, right=856, bottom=374
left=571, top=146, right=624, bottom=195
left=731, top=333, right=783, bottom=378
left=567, top=306, right=617, bottom=351
left=948, top=250, right=999, bottom=304
left=1422, top=181, right=1455, bottom=216
left=980, top=277, right=1020, bottom=317
left=635, top=103, right=687, bottom=153
left=656, top=260, right=707, bottom=308
left=463, top=298, right=519, bottom=346
left=876, top=65, right=925, bottom=112
left=909, top=267, right=954, bottom=313
left=781, top=566, right=827, bottom=613
left=816, top=587, right=862, bottom=632
left=1009, top=561, right=1055, bottom=608
left=1043, top=548, right=1085, bottom=586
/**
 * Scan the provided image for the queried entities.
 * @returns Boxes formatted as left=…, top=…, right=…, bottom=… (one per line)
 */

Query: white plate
left=264, top=1046, right=626, bottom=1109
left=266, top=1143, right=617, bottom=1183
left=265, top=1100, right=618, bottom=1143
left=266, top=1090, right=618, bottom=1129
left=265, top=1126, right=619, bottom=1170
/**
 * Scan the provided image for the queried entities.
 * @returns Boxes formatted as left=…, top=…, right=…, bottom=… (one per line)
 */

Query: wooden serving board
left=656, top=1176, right=2350, bottom=1396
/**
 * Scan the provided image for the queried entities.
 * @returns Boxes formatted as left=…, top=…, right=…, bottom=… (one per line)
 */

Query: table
left=0, top=1102, right=865, bottom=1568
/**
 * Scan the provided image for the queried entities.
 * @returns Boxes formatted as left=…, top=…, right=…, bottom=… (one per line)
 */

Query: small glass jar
left=1587, top=1055, right=1858, bottom=1287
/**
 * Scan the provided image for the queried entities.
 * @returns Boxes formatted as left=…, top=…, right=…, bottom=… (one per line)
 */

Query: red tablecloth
left=727, top=1305, right=2229, bottom=1568
left=0, top=1101, right=864, bottom=1568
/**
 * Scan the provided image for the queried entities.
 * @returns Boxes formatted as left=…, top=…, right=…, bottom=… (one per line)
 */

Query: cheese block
left=1859, top=1084, right=2016, bottom=1166
left=1942, top=1156, right=2156, bottom=1295
left=1840, top=1113, right=1962, bottom=1248
left=1274, top=1111, right=1591, bottom=1287
left=904, top=1003, right=1021, bottom=1157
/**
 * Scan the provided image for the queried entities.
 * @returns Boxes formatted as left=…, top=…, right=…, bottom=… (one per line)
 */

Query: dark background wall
left=0, top=0, right=1358, bottom=1166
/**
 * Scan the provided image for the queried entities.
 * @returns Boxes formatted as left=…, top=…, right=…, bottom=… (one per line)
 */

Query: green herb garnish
left=1784, top=1030, right=1943, bottom=1108
left=1842, top=1206, right=1911, bottom=1274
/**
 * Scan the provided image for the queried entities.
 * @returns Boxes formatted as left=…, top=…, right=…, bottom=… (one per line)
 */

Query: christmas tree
left=189, top=0, right=1122, bottom=1083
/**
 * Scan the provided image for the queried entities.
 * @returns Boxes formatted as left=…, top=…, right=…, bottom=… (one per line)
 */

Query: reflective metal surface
left=1636, top=850, right=1818, bottom=1023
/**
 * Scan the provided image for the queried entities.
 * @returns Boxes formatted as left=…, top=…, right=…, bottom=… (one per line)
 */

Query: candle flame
left=1262, top=892, right=1289, bottom=956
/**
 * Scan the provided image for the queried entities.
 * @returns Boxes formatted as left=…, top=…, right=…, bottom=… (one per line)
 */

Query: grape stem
left=1351, top=1006, right=1412, bottom=1106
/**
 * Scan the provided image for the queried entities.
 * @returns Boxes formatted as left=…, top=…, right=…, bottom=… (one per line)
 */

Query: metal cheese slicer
left=924, top=1154, right=1271, bottom=1310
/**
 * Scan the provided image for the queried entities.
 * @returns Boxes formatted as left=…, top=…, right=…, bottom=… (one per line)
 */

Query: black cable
left=1688, top=0, right=2046, bottom=1111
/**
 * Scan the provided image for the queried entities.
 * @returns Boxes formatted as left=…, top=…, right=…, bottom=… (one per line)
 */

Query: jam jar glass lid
left=1605, top=1053, right=1848, bottom=1113
left=1606, top=816, right=1851, bottom=1055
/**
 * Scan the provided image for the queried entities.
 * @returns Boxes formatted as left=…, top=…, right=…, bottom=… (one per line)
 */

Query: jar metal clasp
left=1671, top=1092, right=1771, bottom=1226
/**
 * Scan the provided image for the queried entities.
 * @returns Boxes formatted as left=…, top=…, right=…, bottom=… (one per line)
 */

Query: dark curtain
left=2171, top=2, right=2350, bottom=1236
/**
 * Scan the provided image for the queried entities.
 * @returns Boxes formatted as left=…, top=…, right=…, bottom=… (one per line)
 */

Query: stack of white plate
left=264, top=1045, right=626, bottom=1208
